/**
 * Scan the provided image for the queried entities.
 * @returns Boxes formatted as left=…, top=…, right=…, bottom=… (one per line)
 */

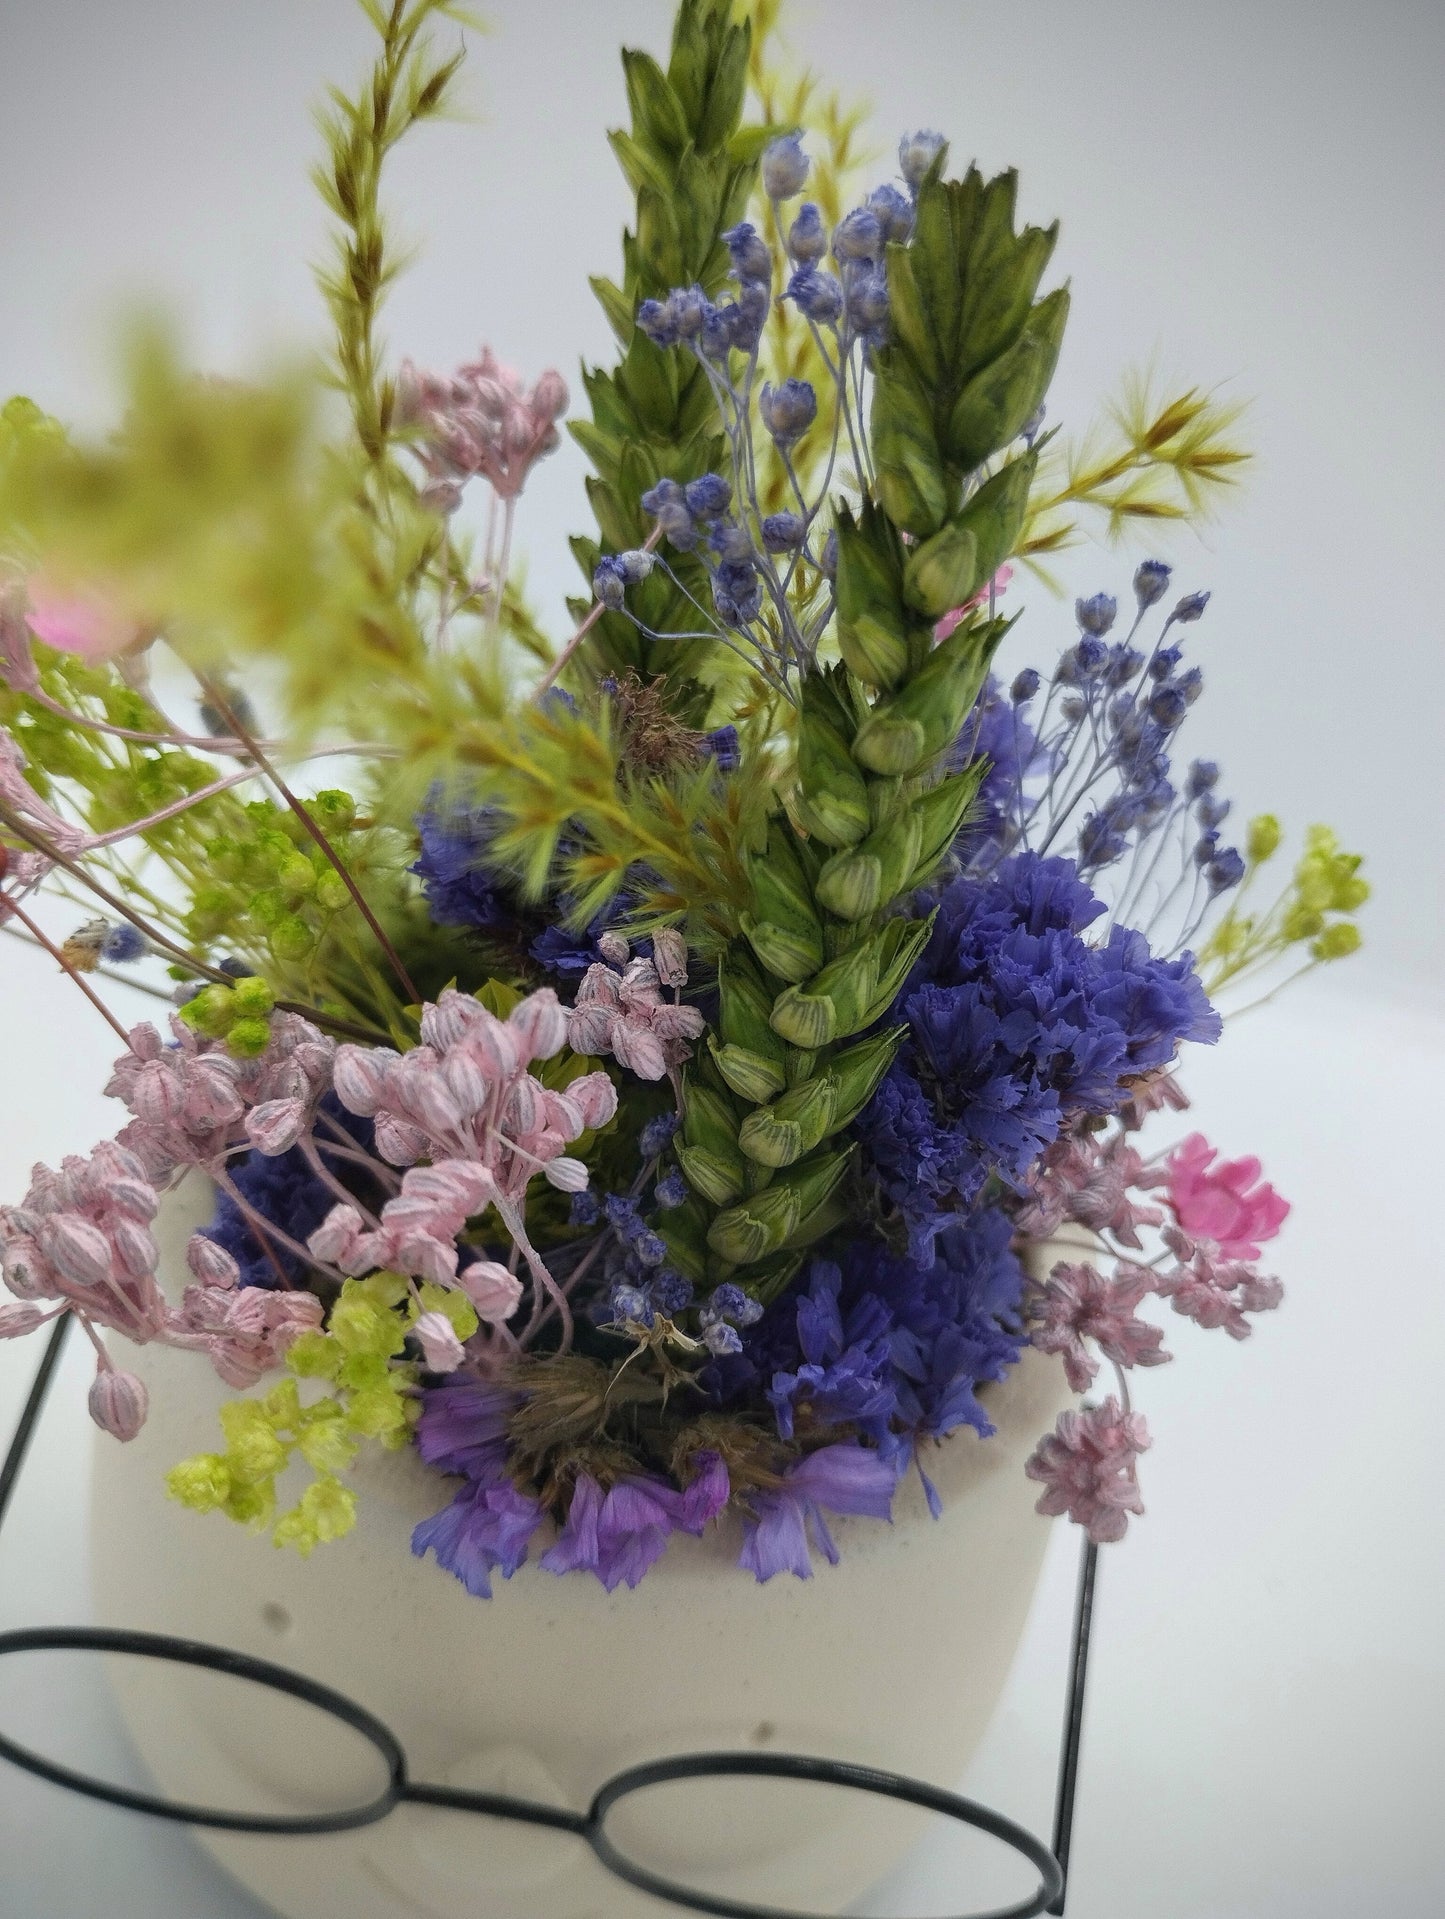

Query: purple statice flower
left=540, top=1455, right=729, bottom=1592
left=767, top=1263, right=898, bottom=1439
left=738, top=1444, right=896, bottom=1582
left=411, top=1378, right=546, bottom=1597
left=412, top=1480, right=546, bottom=1598
left=712, top=1208, right=1025, bottom=1493
left=412, top=792, right=509, bottom=931
left=414, top=1376, right=522, bottom=1478
left=855, top=853, right=1219, bottom=1252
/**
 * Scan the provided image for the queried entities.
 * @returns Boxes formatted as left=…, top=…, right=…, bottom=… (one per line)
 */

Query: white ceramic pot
left=90, top=1178, right=1074, bottom=1919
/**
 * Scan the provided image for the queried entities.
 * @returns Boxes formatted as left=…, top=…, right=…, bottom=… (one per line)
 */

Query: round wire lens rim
left=585, top=1750, right=1065, bottom=1919
left=0, top=1625, right=406, bottom=1835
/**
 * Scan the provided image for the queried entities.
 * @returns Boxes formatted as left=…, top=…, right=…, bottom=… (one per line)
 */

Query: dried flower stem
left=534, top=527, right=662, bottom=697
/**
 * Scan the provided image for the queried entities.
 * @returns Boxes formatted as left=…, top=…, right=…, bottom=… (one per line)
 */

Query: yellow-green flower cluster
left=185, top=794, right=358, bottom=966
left=166, top=1274, right=478, bottom=1556
left=177, top=973, right=277, bottom=1058
left=1200, top=821, right=1367, bottom=995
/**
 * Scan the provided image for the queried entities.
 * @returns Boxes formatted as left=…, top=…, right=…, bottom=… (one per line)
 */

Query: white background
left=1, top=2, right=1442, bottom=1915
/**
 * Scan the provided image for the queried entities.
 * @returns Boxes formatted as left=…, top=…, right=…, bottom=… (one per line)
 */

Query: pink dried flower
left=185, top=1235, right=239, bottom=1288
left=397, top=348, right=568, bottom=509
left=1165, top=1132, right=1289, bottom=1262
left=323, top=988, right=616, bottom=1337
left=107, top=1012, right=332, bottom=1181
left=1157, top=1224, right=1283, bottom=1340
left=1025, top=1397, right=1151, bottom=1543
left=88, top=1367, right=149, bottom=1441
left=1116, top=1070, right=1190, bottom=1131
left=1016, top=1130, right=1165, bottom=1246
left=0, top=1300, right=54, bottom=1338
left=412, top=1310, right=466, bottom=1374
left=570, top=950, right=705, bottom=1083
left=932, top=566, right=1013, bottom=642
left=1031, top=1260, right=1170, bottom=1392
left=0, top=727, right=88, bottom=855
left=457, top=1260, right=523, bottom=1325
left=165, top=1284, right=323, bottom=1390
left=24, top=577, right=137, bottom=663
left=0, top=1140, right=165, bottom=1338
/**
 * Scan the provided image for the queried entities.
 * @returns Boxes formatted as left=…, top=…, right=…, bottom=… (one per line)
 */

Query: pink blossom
left=323, top=989, right=617, bottom=1329
left=457, top=1260, right=523, bottom=1325
left=413, top=1310, right=466, bottom=1373
left=185, top=1235, right=239, bottom=1288
left=0, top=1139, right=165, bottom=1338
left=107, top=1012, right=333, bottom=1181
left=0, top=1301, right=54, bottom=1338
left=396, top=348, right=569, bottom=509
left=1031, top=1260, right=1170, bottom=1392
left=24, top=577, right=137, bottom=663
left=1016, top=1129, right=1166, bottom=1246
left=0, top=727, right=88, bottom=855
left=1025, top=1398, right=1151, bottom=1543
left=1165, top=1132, right=1289, bottom=1261
left=165, top=1283, right=323, bottom=1389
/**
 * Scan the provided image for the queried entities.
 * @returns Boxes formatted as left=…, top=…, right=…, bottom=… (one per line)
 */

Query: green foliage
left=313, top=0, right=478, bottom=476
left=568, top=0, right=765, bottom=718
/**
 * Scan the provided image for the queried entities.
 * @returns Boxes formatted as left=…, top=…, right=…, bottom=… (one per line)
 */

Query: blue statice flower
left=738, top=1443, right=896, bottom=1582
left=411, top=1379, right=546, bottom=1598
left=855, top=851, right=1219, bottom=1252
left=696, top=1281, right=764, bottom=1357
left=528, top=915, right=615, bottom=978
left=539, top=1460, right=729, bottom=1592
left=201, top=1098, right=378, bottom=1290
left=866, top=183, right=915, bottom=245
left=412, top=792, right=508, bottom=930
left=761, top=512, right=806, bottom=553
left=1133, top=558, right=1172, bottom=608
left=785, top=265, right=844, bottom=325
left=711, top=1209, right=1025, bottom=1508
left=759, top=379, right=817, bottom=447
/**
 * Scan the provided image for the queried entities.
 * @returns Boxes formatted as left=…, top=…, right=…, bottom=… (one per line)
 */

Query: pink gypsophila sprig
left=1016, top=1129, right=1167, bottom=1247
left=105, top=1011, right=335, bottom=1181
left=396, top=348, right=568, bottom=513
left=1156, top=1223, right=1284, bottom=1340
left=1030, top=1259, right=1171, bottom=1393
left=1024, top=1397, right=1152, bottom=1544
